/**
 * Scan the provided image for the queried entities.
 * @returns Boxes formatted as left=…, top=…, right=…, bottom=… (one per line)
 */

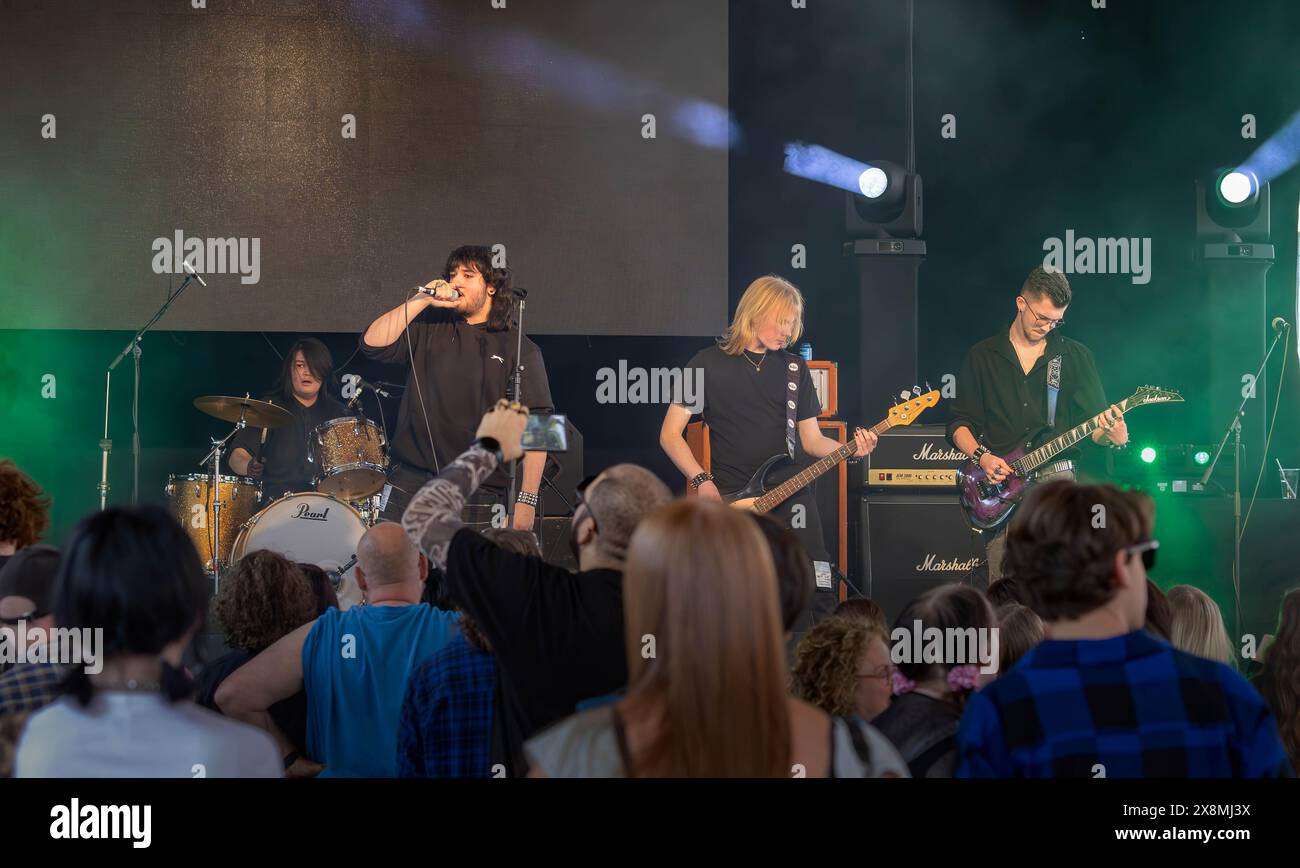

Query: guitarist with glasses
left=948, top=266, right=1129, bottom=584
left=660, top=275, right=880, bottom=627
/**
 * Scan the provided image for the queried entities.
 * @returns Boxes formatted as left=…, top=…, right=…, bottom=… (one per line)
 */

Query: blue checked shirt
left=957, top=630, right=1292, bottom=778
left=397, top=634, right=496, bottom=778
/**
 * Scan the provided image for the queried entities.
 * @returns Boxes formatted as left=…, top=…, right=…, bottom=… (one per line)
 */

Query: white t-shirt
left=15, top=692, right=282, bottom=778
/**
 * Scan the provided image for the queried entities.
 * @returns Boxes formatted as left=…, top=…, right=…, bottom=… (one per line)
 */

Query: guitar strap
left=785, top=360, right=800, bottom=461
left=1046, top=354, right=1062, bottom=429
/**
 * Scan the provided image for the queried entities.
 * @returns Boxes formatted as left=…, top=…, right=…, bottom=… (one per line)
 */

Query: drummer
left=228, top=338, right=348, bottom=501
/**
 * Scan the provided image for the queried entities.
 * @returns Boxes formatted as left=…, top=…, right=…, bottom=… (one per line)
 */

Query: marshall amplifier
left=856, top=492, right=986, bottom=623
left=856, top=424, right=965, bottom=491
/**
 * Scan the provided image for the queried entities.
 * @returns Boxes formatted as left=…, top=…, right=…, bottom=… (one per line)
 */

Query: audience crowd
left=0, top=406, right=1295, bottom=778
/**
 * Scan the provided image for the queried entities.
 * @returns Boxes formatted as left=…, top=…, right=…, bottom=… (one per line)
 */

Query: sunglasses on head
left=1124, top=539, right=1159, bottom=570
left=574, top=475, right=600, bottom=531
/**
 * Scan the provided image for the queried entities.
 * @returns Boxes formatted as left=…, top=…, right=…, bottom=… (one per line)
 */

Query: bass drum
left=231, top=492, right=366, bottom=610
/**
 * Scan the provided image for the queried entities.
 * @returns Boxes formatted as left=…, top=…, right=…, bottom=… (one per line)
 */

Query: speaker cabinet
left=858, top=493, right=986, bottom=623
left=538, top=418, right=583, bottom=517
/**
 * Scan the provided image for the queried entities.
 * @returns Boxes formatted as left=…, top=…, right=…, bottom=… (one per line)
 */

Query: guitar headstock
left=887, top=389, right=940, bottom=427
left=1125, top=385, right=1184, bottom=408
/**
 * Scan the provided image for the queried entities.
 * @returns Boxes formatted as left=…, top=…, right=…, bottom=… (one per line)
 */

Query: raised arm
left=402, top=401, right=529, bottom=570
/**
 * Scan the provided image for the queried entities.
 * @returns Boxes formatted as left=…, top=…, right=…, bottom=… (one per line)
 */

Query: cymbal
left=193, top=395, right=294, bottom=428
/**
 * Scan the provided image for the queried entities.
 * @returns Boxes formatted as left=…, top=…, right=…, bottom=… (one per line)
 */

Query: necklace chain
left=742, top=349, right=766, bottom=371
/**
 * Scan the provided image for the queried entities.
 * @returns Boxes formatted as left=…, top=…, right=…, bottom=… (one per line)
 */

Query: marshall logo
left=293, top=503, right=330, bottom=522
left=916, top=554, right=982, bottom=572
left=912, top=443, right=966, bottom=462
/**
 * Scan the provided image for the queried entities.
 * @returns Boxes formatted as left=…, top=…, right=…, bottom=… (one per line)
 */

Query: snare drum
left=165, top=473, right=262, bottom=572
left=310, top=417, right=388, bottom=500
left=231, top=492, right=367, bottom=609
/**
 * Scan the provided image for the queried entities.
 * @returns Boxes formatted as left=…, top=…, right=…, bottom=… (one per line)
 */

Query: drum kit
left=167, top=394, right=390, bottom=608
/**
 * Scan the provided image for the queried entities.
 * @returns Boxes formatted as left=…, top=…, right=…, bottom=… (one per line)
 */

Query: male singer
left=360, top=246, right=552, bottom=531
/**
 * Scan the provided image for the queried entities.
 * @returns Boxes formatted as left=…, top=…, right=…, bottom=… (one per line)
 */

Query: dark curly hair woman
left=196, top=550, right=326, bottom=754
left=0, top=460, right=51, bottom=571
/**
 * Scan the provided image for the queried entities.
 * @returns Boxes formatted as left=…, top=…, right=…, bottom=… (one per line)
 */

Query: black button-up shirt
left=946, top=328, right=1109, bottom=457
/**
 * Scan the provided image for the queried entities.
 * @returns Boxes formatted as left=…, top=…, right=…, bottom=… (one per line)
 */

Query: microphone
left=415, top=281, right=461, bottom=301
left=1272, top=316, right=1290, bottom=334
left=356, top=377, right=391, bottom=398
left=182, top=259, right=208, bottom=288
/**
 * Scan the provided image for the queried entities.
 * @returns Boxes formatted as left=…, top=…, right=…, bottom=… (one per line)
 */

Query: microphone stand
left=1199, top=322, right=1289, bottom=641
left=99, top=266, right=205, bottom=509
left=506, top=288, right=529, bottom=524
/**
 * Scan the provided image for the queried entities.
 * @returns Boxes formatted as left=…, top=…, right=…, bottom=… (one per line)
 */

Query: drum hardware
left=326, top=554, right=360, bottom=595
left=165, top=473, right=261, bottom=578
left=230, top=492, right=368, bottom=610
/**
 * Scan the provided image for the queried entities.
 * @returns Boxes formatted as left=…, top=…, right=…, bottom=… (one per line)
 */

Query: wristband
left=473, top=437, right=504, bottom=464
left=971, top=446, right=989, bottom=462
left=689, top=471, right=714, bottom=490
left=283, top=751, right=301, bottom=770
left=517, top=490, right=539, bottom=508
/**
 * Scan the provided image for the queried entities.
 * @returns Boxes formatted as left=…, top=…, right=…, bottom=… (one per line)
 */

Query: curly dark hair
left=216, top=550, right=320, bottom=653
left=0, top=459, right=50, bottom=548
left=790, top=616, right=875, bottom=718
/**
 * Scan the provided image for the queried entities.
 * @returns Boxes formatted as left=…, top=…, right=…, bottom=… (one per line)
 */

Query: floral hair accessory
left=891, top=670, right=916, bottom=696
left=946, top=664, right=980, bottom=691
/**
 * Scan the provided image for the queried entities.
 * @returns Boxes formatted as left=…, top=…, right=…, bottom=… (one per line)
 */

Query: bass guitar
left=726, top=390, right=940, bottom=512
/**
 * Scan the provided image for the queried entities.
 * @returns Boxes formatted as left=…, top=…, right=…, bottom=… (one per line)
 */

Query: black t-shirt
left=945, top=329, right=1108, bottom=457
left=227, top=392, right=348, bottom=500
left=194, top=649, right=309, bottom=753
left=443, top=527, right=626, bottom=777
left=360, top=310, right=553, bottom=488
left=685, top=345, right=823, bottom=492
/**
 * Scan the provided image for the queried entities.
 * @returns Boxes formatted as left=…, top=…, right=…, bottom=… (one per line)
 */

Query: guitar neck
left=1017, top=395, right=1138, bottom=472
left=753, top=417, right=892, bottom=514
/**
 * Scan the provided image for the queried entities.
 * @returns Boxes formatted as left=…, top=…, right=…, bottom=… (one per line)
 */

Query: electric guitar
left=956, top=384, right=1184, bottom=530
left=725, top=390, right=940, bottom=513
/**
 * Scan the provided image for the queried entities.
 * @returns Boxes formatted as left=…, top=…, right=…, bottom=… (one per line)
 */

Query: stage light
left=1217, top=169, right=1256, bottom=206
left=1140, top=447, right=1158, bottom=464
left=1193, top=449, right=1210, bottom=466
left=859, top=166, right=888, bottom=199
left=1196, top=166, right=1269, bottom=242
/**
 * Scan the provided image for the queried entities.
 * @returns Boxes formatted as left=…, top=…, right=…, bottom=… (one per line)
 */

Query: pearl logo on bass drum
left=293, top=503, right=331, bottom=521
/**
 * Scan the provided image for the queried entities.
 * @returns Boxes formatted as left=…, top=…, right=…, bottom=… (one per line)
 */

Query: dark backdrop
left=0, top=0, right=728, bottom=335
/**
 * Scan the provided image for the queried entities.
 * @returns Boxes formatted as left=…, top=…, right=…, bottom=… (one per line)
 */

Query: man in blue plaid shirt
left=397, top=619, right=495, bottom=778
left=958, top=480, right=1291, bottom=778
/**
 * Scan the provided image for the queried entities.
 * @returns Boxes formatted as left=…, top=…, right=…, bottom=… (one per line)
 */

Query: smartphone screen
left=520, top=413, right=568, bottom=452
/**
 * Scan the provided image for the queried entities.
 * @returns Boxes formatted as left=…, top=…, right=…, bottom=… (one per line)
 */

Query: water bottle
left=798, top=342, right=813, bottom=361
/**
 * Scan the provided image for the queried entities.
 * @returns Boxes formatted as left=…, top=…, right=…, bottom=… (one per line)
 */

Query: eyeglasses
left=857, top=664, right=895, bottom=682
left=1124, top=539, right=1159, bottom=570
left=574, top=474, right=600, bottom=533
left=1019, top=296, right=1065, bottom=329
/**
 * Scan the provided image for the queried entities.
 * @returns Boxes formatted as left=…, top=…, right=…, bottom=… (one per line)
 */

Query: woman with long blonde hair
left=524, top=500, right=907, bottom=777
left=1167, top=585, right=1235, bottom=666
left=659, top=275, right=879, bottom=631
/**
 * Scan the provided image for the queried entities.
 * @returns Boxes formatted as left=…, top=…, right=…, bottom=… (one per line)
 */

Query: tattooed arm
left=401, top=400, right=530, bottom=570
left=401, top=445, right=500, bottom=571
